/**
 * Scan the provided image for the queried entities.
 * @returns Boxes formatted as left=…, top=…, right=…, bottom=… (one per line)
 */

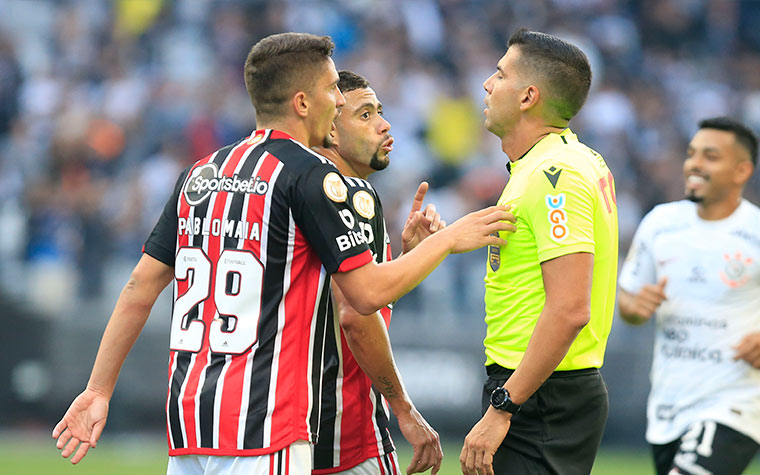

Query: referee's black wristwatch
left=490, top=387, right=521, bottom=414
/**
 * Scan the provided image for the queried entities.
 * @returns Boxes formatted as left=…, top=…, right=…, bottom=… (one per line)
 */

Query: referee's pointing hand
left=445, top=205, right=515, bottom=255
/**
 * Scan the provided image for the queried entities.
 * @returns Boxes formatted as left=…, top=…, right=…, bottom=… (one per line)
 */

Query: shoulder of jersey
left=644, top=200, right=694, bottom=224
left=743, top=199, right=760, bottom=216
left=343, top=176, right=375, bottom=192
left=263, top=136, right=338, bottom=171
left=344, top=177, right=379, bottom=219
left=530, top=154, right=581, bottom=190
left=651, top=200, right=694, bottom=215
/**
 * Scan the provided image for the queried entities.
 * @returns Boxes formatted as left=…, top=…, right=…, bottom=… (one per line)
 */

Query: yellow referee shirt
left=484, top=129, right=618, bottom=370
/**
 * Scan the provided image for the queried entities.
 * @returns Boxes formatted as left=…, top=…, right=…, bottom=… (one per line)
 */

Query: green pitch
left=6, top=434, right=760, bottom=474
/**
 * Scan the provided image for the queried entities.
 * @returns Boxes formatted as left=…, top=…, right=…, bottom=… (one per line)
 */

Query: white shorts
left=334, top=452, right=401, bottom=475
left=167, top=440, right=312, bottom=475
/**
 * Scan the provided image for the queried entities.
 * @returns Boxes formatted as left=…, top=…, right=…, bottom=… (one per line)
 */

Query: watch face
left=491, top=388, right=507, bottom=406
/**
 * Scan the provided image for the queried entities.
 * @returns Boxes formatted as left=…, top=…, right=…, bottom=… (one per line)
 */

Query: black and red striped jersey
left=143, top=129, right=373, bottom=457
left=313, top=177, right=396, bottom=473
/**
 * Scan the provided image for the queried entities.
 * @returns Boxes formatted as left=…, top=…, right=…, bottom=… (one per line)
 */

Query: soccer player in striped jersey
left=53, top=33, right=514, bottom=474
left=312, top=71, right=443, bottom=475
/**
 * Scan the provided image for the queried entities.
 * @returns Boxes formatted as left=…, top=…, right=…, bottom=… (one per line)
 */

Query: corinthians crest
left=719, top=252, right=753, bottom=288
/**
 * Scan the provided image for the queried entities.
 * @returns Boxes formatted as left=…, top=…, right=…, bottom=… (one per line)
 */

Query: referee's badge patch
left=323, top=173, right=348, bottom=202
left=489, top=234, right=501, bottom=271
left=353, top=190, right=375, bottom=219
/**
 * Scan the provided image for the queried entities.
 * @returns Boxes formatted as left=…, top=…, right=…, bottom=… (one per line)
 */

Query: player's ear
left=519, top=85, right=540, bottom=112
left=734, top=158, right=754, bottom=186
left=329, top=126, right=339, bottom=147
left=292, top=91, right=309, bottom=119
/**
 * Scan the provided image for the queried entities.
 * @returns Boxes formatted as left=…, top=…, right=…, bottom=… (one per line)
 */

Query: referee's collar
left=507, top=128, right=576, bottom=173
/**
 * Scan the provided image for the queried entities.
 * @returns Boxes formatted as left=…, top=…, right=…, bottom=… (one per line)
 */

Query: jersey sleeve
left=292, top=164, right=372, bottom=274
left=522, top=161, right=595, bottom=263
left=618, top=210, right=657, bottom=293
left=143, top=166, right=191, bottom=267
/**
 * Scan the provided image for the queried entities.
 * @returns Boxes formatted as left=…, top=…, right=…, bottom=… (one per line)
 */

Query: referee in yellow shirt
left=460, top=29, right=619, bottom=475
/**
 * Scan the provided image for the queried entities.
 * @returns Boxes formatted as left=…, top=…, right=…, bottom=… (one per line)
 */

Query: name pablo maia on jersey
left=178, top=217, right=262, bottom=241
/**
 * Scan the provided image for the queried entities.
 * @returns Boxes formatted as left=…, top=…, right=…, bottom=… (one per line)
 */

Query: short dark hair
left=698, top=117, right=758, bottom=165
left=337, top=70, right=370, bottom=94
left=508, top=28, right=592, bottom=121
left=244, top=33, right=335, bottom=121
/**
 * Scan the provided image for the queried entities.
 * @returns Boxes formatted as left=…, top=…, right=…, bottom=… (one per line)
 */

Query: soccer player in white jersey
left=619, top=117, right=760, bottom=475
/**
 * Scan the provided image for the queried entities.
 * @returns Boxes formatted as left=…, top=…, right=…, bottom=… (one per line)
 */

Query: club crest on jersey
left=353, top=190, right=375, bottom=219
left=323, top=172, right=348, bottom=202
left=184, top=163, right=269, bottom=206
left=545, top=193, right=568, bottom=242
left=719, top=252, right=752, bottom=288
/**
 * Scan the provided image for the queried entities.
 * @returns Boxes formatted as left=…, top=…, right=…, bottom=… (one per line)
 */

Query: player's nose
left=336, top=88, right=346, bottom=108
left=483, top=74, right=494, bottom=93
left=379, top=116, right=390, bottom=134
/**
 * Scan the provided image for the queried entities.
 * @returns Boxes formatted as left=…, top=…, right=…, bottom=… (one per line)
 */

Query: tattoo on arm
left=378, top=376, right=399, bottom=399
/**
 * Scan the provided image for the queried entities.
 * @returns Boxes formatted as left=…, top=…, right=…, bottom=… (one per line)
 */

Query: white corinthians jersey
left=619, top=200, right=760, bottom=445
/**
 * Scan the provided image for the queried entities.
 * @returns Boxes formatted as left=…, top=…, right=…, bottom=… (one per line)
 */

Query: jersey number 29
left=169, top=247, right=264, bottom=354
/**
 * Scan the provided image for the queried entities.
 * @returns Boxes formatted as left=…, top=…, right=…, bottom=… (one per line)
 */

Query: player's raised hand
left=733, top=332, right=760, bottom=368
left=443, top=205, right=515, bottom=254
left=401, top=182, right=446, bottom=254
left=52, top=387, right=109, bottom=464
left=396, top=406, right=443, bottom=475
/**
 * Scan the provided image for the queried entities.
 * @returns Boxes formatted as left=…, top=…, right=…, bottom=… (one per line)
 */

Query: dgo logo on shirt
left=545, top=193, right=568, bottom=242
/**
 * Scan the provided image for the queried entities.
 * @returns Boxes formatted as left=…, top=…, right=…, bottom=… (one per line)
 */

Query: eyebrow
left=688, top=145, right=722, bottom=154
left=354, top=102, right=376, bottom=114
left=497, top=65, right=505, bottom=74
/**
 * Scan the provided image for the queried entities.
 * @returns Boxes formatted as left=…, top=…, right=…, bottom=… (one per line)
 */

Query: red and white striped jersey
left=143, top=129, right=373, bottom=457
left=313, top=177, right=396, bottom=473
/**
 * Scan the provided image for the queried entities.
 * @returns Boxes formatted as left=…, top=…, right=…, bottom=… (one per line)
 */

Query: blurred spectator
left=0, top=34, right=21, bottom=135
left=0, top=0, right=758, bottom=320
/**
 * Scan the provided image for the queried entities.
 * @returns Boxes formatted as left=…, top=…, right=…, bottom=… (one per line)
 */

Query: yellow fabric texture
left=483, top=129, right=618, bottom=370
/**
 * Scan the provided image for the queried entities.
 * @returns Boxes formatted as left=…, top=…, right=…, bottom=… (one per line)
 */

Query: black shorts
left=652, top=421, right=759, bottom=475
left=482, top=365, right=608, bottom=475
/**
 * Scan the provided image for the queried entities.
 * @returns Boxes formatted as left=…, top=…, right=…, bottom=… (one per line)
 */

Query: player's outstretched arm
left=334, top=205, right=514, bottom=315
left=400, top=182, right=446, bottom=255
left=331, top=283, right=442, bottom=475
left=618, top=277, right=667, bottom=325
left=52, top=254, right=174, bottom=464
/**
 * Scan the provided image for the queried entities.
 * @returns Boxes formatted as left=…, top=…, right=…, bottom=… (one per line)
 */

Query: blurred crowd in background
left=2, top=0, right=760, bottom=321
left=4, top=0, right=760, bottom=446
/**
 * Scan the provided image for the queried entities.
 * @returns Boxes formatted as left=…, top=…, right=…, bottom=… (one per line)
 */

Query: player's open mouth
left=381, top=137, right=394, bottom=152
left=686, top=175, right=707, bottom=186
